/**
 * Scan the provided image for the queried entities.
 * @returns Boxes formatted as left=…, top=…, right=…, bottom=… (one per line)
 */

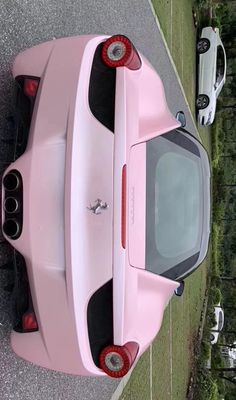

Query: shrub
left=202, top=340, right=211, bottom=361
left=194, top=369, right=219, bottom=400
left=212, top=202, right=225, bottom=224
left=207, top=307, right=217, bottom=328
left=210, top=275, right=221, bottom=287
left=194, top=0, right=210, bottom=8
left=208, top=287, right=222, bottom=306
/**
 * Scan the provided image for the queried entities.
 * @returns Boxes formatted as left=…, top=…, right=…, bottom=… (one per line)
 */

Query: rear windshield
left=146, top=130, right=203, bottom=280
left=216, top=45, right=225, bottom=85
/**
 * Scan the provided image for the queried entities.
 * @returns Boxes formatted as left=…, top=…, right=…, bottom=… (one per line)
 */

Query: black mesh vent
left=87, top=280, right=113, bottom=367
left=11, top=250, right=30, bottom=332
left=89, top=44, right=116, bottom=132
left=14, top=76, right=39, bottom=159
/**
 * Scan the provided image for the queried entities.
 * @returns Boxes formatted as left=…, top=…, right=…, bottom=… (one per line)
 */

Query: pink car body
left=1, top=35, right=210, bottom=377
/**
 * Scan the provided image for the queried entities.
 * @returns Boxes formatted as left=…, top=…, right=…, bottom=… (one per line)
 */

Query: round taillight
left=99, top=345, right=132, bottom=378
left=102, top=35, right=141, bottom=70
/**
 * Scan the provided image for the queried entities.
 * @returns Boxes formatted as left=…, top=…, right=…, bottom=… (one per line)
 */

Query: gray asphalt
left=0, top=1, right=197, bottom=399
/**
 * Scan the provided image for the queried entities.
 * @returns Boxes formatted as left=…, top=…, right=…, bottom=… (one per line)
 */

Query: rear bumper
left=3, top=35, right=112, bottom=376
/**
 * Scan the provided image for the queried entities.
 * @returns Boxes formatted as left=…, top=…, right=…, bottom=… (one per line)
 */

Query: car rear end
left=2, top=35, right=116, bottom=376
left=1, top=35, right=188, bottom=377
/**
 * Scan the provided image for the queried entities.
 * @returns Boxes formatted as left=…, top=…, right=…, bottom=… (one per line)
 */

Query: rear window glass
left=155, top=152, right=200, bottom=258
left=216, top=46, right=225, bottom=85
left=146, top=131, right=203, bottom=280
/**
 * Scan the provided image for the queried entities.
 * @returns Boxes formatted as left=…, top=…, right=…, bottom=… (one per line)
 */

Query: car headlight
left=206, top=111, right=212, bottom=125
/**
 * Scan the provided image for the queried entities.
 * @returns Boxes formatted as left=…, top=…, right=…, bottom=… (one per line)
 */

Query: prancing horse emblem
left=87, top=199, right=109, bottom=215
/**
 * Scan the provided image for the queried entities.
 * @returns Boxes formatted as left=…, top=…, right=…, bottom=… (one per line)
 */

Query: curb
left=110, top=364, right=135, bottom=400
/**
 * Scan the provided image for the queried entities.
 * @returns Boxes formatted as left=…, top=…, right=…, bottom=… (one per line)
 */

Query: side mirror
left=176, top=111, right=186, bottom=127
left=174, top=281, right=185, bottom=297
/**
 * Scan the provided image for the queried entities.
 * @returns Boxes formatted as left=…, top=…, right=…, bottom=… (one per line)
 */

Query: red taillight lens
left=22, top=311, right=38, bottom=332
left=121, top=165, right=127, bottom=249
left=102, top=35, right=141, bottom=70
left=99, top=345, right=132, bottom=378
left=23, top=78, right=39, bottom=98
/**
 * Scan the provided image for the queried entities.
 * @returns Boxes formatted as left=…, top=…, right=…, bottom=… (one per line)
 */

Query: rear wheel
left=196, top=94, right=210, bottom=110
left=197, top=38, right=210, bottom=54
left=210, top=334, right=215, bottom=342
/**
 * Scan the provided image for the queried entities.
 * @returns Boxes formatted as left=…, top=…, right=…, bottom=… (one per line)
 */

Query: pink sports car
left=1, top=35, right=210, bottom=378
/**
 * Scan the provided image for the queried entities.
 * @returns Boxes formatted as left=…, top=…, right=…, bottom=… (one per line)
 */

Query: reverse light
left=22, top=311, right=38, bottom=332
left=102, top=35, right=141, bottom=70
left=99, top=345, right=132, bottom=378
left=99, top=343, right=139, bottom=378
left=23, top=78, right=39, bottom=98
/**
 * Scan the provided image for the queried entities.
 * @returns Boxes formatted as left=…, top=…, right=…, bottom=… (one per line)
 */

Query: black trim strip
left=89, top=43, right=116, bottom=132
left=87, top=280, right=113, bottom=367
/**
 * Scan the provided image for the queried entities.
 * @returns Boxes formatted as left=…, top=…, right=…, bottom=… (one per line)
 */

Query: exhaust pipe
left=3, top=172, right=20, bottom=192
left=4, top=197, right=19, bottom=214
left=2, top=219, right=20, bottom=239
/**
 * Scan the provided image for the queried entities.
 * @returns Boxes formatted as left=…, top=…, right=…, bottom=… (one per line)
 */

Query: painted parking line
left=181, top=10, right=184, bottom=80
left=170, top=0, right=173, bottom=52
left=150, top=343, right=153, bottom=400
left=110, top=365, right=134, bottom=400
left=169, top=302, right=173, bottom=400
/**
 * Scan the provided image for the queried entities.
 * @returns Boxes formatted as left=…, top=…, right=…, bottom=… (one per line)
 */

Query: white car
left=210, top=305, right=224, bottom=345
left=197, top=27, right=227, bottom=126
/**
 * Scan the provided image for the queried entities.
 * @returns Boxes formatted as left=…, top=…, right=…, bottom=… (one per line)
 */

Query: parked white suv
left=197, top=27, right=227, bottom=126
left=210, top=304, right=224, bottom=345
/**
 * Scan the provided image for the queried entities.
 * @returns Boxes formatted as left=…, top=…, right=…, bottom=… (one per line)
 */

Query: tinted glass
left=216, top=46, right=225, bottom=85
left=146, top=131, right=203, bottom=280
left=155, top=152, right=200, bottom=257
left=218, top=311, right=224, bottom=331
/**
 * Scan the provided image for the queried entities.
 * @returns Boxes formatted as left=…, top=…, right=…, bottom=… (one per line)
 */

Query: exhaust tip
left=2, top=219, right=20, bottom=239
left=4, top=197, right=19, bottom=214
left=3, top=172, right=20, bottom=192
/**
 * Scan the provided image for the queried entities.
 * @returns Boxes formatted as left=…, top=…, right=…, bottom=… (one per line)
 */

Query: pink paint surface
left=2, top=35, right=180, bottom=376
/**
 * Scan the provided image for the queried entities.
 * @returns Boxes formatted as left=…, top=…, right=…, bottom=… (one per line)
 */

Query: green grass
left=199, top=125, right=212, bottom=156
left=152, top=0, right=196, bottom=114
left=121, top=350, right=151, bottom=400
left=119, top=255, right=210, bottom=400
left=152, top=0, right=212, bottom=145
left=118, top=2, right=212, bottom=399
left=212, top=222, right=222, bottom=275
left=211, top=118, right=224, bottom=169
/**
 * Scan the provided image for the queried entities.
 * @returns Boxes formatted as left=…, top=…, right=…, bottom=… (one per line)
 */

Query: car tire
left=196, top=94, right=210, bottom=110
left=197, top=38, right=210, bottom=54
left=210, top=334, right=215, bottom=342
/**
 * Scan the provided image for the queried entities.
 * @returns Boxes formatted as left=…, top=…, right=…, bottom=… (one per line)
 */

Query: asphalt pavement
left=0, top=1, right=197, bottom=399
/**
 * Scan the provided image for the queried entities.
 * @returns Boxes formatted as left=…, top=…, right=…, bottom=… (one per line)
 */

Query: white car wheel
left=196, top=94, right=210, bottom=110
left=197, top=38, right=210, bottom=54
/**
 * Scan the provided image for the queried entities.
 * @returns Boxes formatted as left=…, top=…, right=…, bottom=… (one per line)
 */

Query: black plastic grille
left=11, top=250, right=30, bottom=332
left=14, top=77, right=38, bottom=160
left=89, top=43, right=116, bottom=132
left=87, top=280, right=113, bottom=367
